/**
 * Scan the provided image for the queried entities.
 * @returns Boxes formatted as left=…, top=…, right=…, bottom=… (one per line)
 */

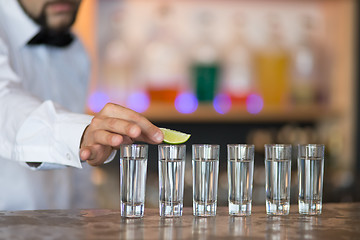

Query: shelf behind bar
left=143, top=103, right=341, bottom=123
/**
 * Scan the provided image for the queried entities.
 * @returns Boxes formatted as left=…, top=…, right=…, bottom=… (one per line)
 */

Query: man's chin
left=46, top=16, right=74, bottom=32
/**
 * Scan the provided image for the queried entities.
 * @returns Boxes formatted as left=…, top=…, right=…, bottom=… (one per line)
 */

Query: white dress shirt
left=0, top=0, right=105, bottom=210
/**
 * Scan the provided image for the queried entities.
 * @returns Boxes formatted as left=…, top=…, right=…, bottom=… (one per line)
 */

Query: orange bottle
left=255, top=16, right=291, bottom=108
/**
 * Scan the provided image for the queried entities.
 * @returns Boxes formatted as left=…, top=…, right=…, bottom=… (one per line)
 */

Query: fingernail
left=111, top=136, right=117, bottom=145
left=154, top=130, right=163, bottom=142
left=112, top=135, right=121, bottom=145
left=79, top=150, right=86, bottom=160
left=129, top=126, right=140, bottom=137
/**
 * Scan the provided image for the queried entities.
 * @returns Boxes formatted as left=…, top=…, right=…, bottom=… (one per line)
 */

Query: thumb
left=80, top=146, right=97, bottom=161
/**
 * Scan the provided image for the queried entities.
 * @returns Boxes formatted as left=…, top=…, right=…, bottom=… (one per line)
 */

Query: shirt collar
left=4, top=0, right=41, bottom=49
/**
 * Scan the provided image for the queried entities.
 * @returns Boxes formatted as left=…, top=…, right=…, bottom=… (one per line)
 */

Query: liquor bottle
left=140, top=4, right=187, bottom=103
left=291, top=15, right=327, bottom=106
left=221, top=13, right=254, bottom=105
left=255, top=15, right=291, bottom=108
left=190, top=11, right=221, bottom=103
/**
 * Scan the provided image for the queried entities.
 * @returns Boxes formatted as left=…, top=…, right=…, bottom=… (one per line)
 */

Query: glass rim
left=298, top=144, right=325, bottom=148
left=159, top=144, right=186, bottom=147
left=192, top=144, right=220, bottom=148
left=227, top=144, right=254, bottom=148
left=120, top=143, right=148, bottom=147
left=265, top=144, right=292, bottom=148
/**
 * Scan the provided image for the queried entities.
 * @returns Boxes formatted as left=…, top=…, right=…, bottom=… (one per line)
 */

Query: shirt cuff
left=104, top=150, right=117, bottom=164
left=24, top=162, right=67, bottom=170
left=14, top=101, right=93, bottom=169
left=54, top=112, right=93, bottom=168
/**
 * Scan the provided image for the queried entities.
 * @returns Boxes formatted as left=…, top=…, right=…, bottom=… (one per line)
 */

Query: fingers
left=99, top=103, right=163, bottom=144
left=80, top=103, right=164, bottom=167
left=90, top=117, right=141, bottom=140
left=121, top=135, right=134, bottom=144
left=80, top=148, right=91, bottom=161
left=80, top=145, right=113, bottom=166
left=80, top=146, right=99, bottom=162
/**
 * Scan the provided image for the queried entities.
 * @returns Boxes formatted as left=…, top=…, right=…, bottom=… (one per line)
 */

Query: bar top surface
left=0, top=203, right=359, bottom=239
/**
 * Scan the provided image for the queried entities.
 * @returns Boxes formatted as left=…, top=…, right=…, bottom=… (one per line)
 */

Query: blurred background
left=73, top=0, right=358, bottom=209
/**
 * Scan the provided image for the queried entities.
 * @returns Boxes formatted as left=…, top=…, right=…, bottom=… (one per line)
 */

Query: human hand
left=79, top=103, right=163, bottom=166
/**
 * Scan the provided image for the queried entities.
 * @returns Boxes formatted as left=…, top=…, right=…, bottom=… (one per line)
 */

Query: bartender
left=0, top=0, right=163, bottom=210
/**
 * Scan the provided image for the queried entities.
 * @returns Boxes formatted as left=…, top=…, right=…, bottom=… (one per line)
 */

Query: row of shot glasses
left=119, top=144, right=325, bottom=218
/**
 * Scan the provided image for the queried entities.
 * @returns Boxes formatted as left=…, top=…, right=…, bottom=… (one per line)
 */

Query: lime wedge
left=160, top=128, right=191, bottom=144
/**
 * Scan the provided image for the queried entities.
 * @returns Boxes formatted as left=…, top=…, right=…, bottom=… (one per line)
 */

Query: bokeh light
left=246, top=94, right=264, bottom=114
left=213, top=93, right=232, bottom=114
left=126, top=91, right=150, bottom=113
left=88, top=91, right=110, bottom=113
left=175, top=92, right=198, bottom=114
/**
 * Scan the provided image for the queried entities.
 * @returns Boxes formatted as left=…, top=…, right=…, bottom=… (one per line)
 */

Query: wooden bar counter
left=0, top=203, right=359, bottom=239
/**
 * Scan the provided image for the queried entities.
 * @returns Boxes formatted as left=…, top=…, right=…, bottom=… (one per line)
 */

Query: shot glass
left=192, top=144, right=220, bottom=217
left=265, top=144, right=292, bottom=215
left=120, top=144, right=148, bottom=218
left=298, top=144, right=325, bottom=215
left=158, top=144, right=186, bottom=217
left=227, top=144, right=255, bottom=216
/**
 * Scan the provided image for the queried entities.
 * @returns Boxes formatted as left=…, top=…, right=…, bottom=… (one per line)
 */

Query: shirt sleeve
left=0, top=38, right=99, bottom=169
left=13, top=102, right=93, bottom=168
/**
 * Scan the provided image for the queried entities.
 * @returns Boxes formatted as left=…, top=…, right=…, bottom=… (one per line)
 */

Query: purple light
left=126, top=91, right=150, bottom=113
left=213, top=93, right=232, bottom=114
left=246, top=94, right=264, bottom=114
left=175, top=92, right=198, bottom=114
left=88, top=91, right=110, bottom=113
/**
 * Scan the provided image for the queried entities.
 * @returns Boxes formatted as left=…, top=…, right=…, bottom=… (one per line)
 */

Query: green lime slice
left=160, top=128, right=191, bottom=144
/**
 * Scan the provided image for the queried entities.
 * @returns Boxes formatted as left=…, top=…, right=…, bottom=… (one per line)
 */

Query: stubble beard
left=19, top=0, right=80, bottom=33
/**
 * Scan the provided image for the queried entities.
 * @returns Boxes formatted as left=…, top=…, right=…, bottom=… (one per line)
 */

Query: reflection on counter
left=2, top=204, right=359, bottom=239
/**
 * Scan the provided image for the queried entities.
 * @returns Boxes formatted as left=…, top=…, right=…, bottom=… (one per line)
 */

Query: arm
left=0, top=38, right=91, bottom=169
left=0, top=38, right=163, bottom=169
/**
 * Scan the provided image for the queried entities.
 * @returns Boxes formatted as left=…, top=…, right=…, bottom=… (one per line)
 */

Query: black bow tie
left=27, top=29, right=74, bottom=47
